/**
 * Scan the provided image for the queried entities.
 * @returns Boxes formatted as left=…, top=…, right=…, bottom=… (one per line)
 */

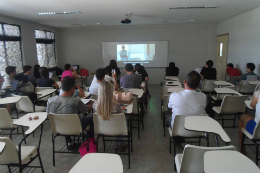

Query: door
left=216, top=34, right=229, bottom=80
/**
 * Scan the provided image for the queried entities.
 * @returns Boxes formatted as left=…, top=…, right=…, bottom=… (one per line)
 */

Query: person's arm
left=76, top=84, right=84, bottom=97
left=51, top=79, right=59, bottom=89
left=112, top=72, right=118, bottom=91
left=145, top=77, right=149, bottom=82
left=72, top=68, right=79, bottom=79
left=251, top=91, right=260, bottom=109
left=77, top=99, right=90, bottom=114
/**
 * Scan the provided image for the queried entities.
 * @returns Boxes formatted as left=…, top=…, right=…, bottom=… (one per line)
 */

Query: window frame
left=35, top=29, right=57, bottom=68
left=0, top=22, right=24, bottom=73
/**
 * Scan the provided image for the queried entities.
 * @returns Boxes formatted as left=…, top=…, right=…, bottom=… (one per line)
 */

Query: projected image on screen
left=117, top=44, right=155, bottom=62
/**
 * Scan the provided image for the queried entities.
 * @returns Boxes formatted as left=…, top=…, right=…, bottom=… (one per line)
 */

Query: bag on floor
left=113, top=91, right=133, bottom=104
left=79, top=137, right=97, bottom=157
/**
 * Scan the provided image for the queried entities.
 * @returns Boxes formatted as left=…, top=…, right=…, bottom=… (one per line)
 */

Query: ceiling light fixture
left=71, top=23, right=102, bottom=26
left=169, top=6, right=218, bottom=9
left=37, top=11, right=81, bottom=15
left=163, top=20, right=197, bottom=23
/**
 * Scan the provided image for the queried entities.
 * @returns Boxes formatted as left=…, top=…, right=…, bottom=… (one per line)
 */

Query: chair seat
left=241, top=127, right=255, bottom=140
left=16, top=146, right=37, bottom=164
left=35, top=106, right=46, bottom=112
left=175, top=154, right=182, bottom=173
left=212, top=106, right=221, bottom=114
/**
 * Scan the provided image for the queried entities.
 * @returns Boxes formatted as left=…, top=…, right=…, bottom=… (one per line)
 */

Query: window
left=35, top=30, right=57, bottom=68
left=219, top=43, right=223, bottom=57
left=0, top=23, right=23, bottom=75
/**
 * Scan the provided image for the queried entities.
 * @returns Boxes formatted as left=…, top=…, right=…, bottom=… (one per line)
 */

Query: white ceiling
left=0, top=0, right=260, bottom=28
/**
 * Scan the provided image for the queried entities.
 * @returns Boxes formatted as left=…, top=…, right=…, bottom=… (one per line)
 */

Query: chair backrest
left=163, top=94, right=171, bottom=112
left=14, top=95, right=34, bottom=113
left=172, top=115, right=207, bottom=137
left=228, top=76, right=240, bottom=86
left=20, top=82, right=35, bottom=93
left=201, top=80, right=216, bottom=93
left=161, top=86, right=177, bottom=100
left=132, top=95, right=138, bottom=114
left=179, top=144, right=236, bottom=173
left=220, top=95, right=248, bottom=114
left=93, top=113, right=127, bottom=136
left=36, top=87, right=54, bottom=101
left=48, top=114, right=82, bottom=135
left=238, top=81, right=256, bottom=94
left=0, top=108, right=14, bottom=129
left=0, top=137, right=19, bottom=164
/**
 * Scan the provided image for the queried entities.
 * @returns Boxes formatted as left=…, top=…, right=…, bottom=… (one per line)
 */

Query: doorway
left=216, top=34, right=229, bottom=80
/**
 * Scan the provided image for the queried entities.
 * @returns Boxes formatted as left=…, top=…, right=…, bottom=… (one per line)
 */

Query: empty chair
left=213, top=95, right=248, bottom=128
left=201, top=80, right=216, bottom=96
left=161, top=86, right=179, bottom=119
left=48, top=113, right=83, bottom=166
left=228, top=76, right=240, bottom=86
left=162, top=94, right=171, bottom=137
left=20, top=82, right=35, bottom=93
left=0, top=137, right=44, bottom=173
left=168, top=115, right=208, bottom=170
left=241, top=122, right=260, bottom=165
left=14, top=96, right=46, bottom=117
left=35, top=87, right=55, bottom=101
left=238, top=81, right=256, bottom=95
left=93, top=113, right=132, bottom=169
left=175, top=144, right=236, bottom=173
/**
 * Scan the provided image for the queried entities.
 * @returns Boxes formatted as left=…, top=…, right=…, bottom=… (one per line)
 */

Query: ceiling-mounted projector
left=121, top=13, right=133, bottom=25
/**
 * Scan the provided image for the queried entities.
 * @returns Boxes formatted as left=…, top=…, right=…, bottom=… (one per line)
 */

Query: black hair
left=61, top=76, right=75, bottom=92
left=185, top=71, right=201, bottom=89
left=206, top=60, right=214, bottom=68
left=125, top=63, right=134, bottom=72
left=104, top=66, right=112, bottom=76
left=169, top=62, right=175, bottom=68
left=109, top=60, right=117, bottom=69
left=64, top=64, right=71, bottom=70
left=247, top=63, right=255, bottom=71
left=227, top=63, right=234, bottom=68
left=39, top=67, right=49, bottom=78
left=135, top=63, right=141, bottom=71
left=5, top=66, right=16, bottom=75
left=23, top=65, right=32, bottom=73
left=96, top=68, right=106, bottom=81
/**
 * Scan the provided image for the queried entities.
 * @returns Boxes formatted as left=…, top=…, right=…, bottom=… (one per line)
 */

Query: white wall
left=0, top=14, right=58, bottom=67
left=218, top=6, right=260, bottom=76
left=57, top=24, right=217, bottom=84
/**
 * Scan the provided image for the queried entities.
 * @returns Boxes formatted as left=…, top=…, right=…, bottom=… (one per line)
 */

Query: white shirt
left=1, top=76, right=15, bottom=89
left=89, top=83, right=100, bottom=95
left=90, top=75, right=113, bottom=88
left=255, top=91, right=260, bottom=123
left=168, top=90, right=206, bottom=127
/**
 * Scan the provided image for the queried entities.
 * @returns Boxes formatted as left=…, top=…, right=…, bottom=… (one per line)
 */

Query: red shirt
left=226, top=67, right=241, bottom=76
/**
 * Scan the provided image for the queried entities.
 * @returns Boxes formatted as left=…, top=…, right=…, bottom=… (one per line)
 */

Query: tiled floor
left=0, top=85, right=259, bottom=173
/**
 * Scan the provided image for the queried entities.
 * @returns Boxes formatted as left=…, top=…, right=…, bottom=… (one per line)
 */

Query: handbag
left=114, top=91, right=133, bottom=104
left=79, top=137, right=97, bottom=157
left=80, top=68, right=89, bottom=77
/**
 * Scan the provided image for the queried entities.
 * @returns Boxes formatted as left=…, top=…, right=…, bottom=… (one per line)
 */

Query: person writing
left=61, top=64, right=79, bottom=81
left=119, top=45, right=128, bottom=61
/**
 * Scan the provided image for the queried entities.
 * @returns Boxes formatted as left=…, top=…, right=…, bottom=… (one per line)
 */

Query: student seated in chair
left=239, top=90, right=260, bottom=154
left=200, top=60, right=217, bottom=80
left=46, top=76, right=93, bottom=149
left=240, top=63, right=259, bottom=81
left=61, top=64, right=79, bottom=81
left=37, top=67, right=59, bottom=89
left=120, top=63, right=142, bottom=89
left=134, top=63, right=149, bottom=82
left=165, top=62, right=179, bottom=77
left=166, top=71, right=207, bottom=129
left=226, top=63, right=241, bottom=77
left=59, top=84, right=85, bottom=98
left=23, top=65, right=37, bottom=86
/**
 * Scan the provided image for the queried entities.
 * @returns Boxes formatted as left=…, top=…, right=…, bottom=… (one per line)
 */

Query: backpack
left=79, top=137, right=97, bottom=157
left=80, top=68, right=89, bottom=77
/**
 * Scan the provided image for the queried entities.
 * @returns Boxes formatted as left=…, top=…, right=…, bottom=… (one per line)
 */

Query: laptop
left=49, top=72, right=53, bottom=78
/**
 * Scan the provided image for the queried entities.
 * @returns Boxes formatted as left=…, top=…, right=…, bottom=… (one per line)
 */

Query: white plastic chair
left=48, top=113, right=83, bottom=166
left=0, top=137, right=44, bottom=173
left=93, top=113, right=132, bottom=169
left=35, top=87, right=55, bottom=101
left=228, top=76, right=240, bottom=86
left=175, top=144, right=236, bottom=173
left=201, top=80, right=217, bottom=97
left=238, top=81, right=256, bottom=95
left=162, top=94, right=171, bottom=137
left=20, top=82, right=35, bottom=93
left=212, top=95, right=248, bottom=128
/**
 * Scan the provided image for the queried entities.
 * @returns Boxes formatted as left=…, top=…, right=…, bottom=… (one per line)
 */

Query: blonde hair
left=97, top=81, right=114, bottom=120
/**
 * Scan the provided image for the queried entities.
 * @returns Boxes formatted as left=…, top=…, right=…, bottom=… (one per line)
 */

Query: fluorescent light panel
left=163, top=20, right=197, bottom=23
left=169, top=6, right=218, bottom=9
left=71, top=23, right=101, bottom=26
left=37, top=11, right=81, bottom=15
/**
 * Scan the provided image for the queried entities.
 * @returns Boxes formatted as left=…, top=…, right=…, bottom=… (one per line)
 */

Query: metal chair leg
left=103, top=135, right=106, bottom=151
left=240, top=134, right=245, bottom=153
left=169, top=137, right=172, bottom=154
left=128, top=133, right=131, bottom=169
left=38, top=150, right=45, bottom=173
left=256, top=144, right=258, bottom=166
left=52, top=135, right=55, bottom=167
left=174, top=142, right=177, bottom=171
left=7, top=165, right=11, bottom=173
left=163, top=113, right=165, bottom=137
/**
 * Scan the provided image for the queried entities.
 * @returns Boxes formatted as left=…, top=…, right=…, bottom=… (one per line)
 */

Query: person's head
left=125, top=63, right=134, bottom=73
left=109, top=60, right=117, bottom=69
left=121, top=45, right=125, bottom=50
left=5, top=66, right=16, bottom=77
left=64, top=64, right=71, bottom=70
left=104, top=66, right=112, bottom=76
left=96, top=68, right=106, bottom=82
left=97, top=81, right=114, bottom=120
left=61, top=76, right=76, bottom=96
left=23, top=65, right=32, bottom=74
left=227, top=63, right=234, bottom=68
left=206, top=60, right=214, bottom=68
left=39, top=67, right=49, bottom=79
left=135, top=63, right=141, bottom=71
left=246, top=63, right=255, bottom=72
left=184, top=71, right=201, bottom=90
left=169, top=62, right=175, bottom=68
left=34, top=64, right=40, bottom=71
